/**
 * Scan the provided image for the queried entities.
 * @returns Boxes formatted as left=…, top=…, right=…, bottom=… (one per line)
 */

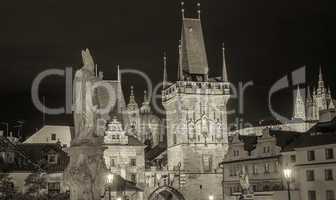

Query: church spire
left=294, top=86, right=306, bottom=120
left=163, top=52, right=168, bottom=88
left=222, top=43, right=228, bottom=82
left=319, top=66, right=323, bottom=82
left=127, top=85, right=138, bottom=110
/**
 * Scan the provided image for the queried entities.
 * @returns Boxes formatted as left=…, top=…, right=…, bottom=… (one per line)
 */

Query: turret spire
left=178, top=40, right=184, bottom=81
left=222, top=43, right=228, bottom=82
left=163, top=51, right=168, bottom=88
left=319, top=66, right=323, bottom=82
left=127, top=85, right=138, bottom=109
left=117, top=65, right=121, bottom=82
left=144, top=90, right=148, bottom=103
left=329, top=99, right=335, bottom=110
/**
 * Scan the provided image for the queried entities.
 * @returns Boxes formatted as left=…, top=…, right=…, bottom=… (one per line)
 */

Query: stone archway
left=148, top=186, right=185, bottom=200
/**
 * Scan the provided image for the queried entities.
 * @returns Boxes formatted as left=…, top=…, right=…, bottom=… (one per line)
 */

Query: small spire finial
left=163, top=51, right=168, bottom=88
left=130, top=85, right=134, bottom=96
left=197, top=2, right=201, bottom=19
left=144, top=90, right=148, bottom=102
left=181, top=2, right=185, bottom=18
left=222, top=43, right=228, bottom=82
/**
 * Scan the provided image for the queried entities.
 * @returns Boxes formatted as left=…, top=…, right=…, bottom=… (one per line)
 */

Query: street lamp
left=209, top=195, right=214, bottom=200
left=283, top=168, right=292, bottom=200
left=106, top=174, right=114, bottom=200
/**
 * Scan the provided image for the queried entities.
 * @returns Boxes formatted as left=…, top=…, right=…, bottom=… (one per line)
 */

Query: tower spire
left=222, top=43, right=228, bottom=82
left=163, top=51, right=168, bottom=88
left=294, top=86, right=306, bottom=120
left=319, top=66, right=323, bottom=82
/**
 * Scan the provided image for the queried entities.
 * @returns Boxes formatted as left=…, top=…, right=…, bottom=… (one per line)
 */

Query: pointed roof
left=222, top=43, right=228, bottom=82
left=319, top=66, right=323, bottom=82
left=180, top=17, right=209, bottom=75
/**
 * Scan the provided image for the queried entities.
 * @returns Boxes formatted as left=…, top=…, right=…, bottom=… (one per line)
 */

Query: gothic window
left=202, top=155, right=212, bottom=172
left=48, top=182, right=60, bottom=194
left=130, top=158, right=137, bottom=167
left=263, top=146, right=270, bottom=153
left=110, top=157, right=116, bottom=167
left=264, top=163, right=270, bottom=174
left=252, top=165, right=258, bottom=175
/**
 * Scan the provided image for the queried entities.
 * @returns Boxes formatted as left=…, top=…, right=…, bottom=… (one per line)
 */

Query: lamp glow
left=283, top=168, right=292, bottom=179
left=209, top=195, right=214, bottom=200
left=107, top=174, right=114, bottom=184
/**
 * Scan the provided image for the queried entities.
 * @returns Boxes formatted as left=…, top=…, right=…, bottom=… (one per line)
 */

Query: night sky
left=0, top=0, right=335, bottom=137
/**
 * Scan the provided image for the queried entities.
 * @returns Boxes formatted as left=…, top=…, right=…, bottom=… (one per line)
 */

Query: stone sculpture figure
left=64, top=49, right=108, bottom=200
left=239, top=168, right=250, bottom=191
left=72, top=48, right=99, bottom=145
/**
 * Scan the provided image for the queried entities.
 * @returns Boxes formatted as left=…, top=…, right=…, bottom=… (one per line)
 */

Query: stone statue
left=72, top=49, right=99, bottom=145
left=64, top=49, right=108, bottom=200
left=239, top=168, right=250, bottom=191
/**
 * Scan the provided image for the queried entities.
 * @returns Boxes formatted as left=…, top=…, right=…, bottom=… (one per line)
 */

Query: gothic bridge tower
left=160, top=3, right=231, bottom=199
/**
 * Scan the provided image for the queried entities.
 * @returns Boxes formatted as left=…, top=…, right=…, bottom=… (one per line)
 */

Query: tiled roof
left=145, top=144, right=166, bottom=161
left=283, top=118, right=336, bottom=151
left=127, top=136, right=144, bottom=146
left=0, top=137, right=69, bottom=173
left=181, top=18, right=208, bottom=75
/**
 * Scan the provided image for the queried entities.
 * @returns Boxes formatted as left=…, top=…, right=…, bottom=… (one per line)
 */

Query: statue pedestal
left=240, top=194, right=254, bottom=200
left=239, top=189, right=254, bottom=200
left=64, top=145, right=108, bottom=200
